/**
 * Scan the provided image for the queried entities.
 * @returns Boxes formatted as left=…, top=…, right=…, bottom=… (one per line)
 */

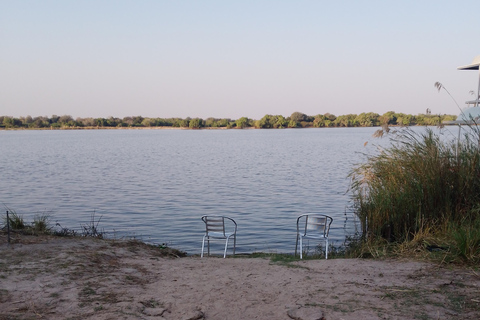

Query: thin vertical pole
left=6, top=210, right=11, bottom=244
left=457, top=125, right=461, bottom=161
left=477, top=68, right=480, bottom=108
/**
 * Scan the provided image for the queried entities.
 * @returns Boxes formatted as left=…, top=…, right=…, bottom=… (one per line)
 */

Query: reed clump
left=350, top=126, right=480, bottom=264
left=2, top=209, right=52, bottom=235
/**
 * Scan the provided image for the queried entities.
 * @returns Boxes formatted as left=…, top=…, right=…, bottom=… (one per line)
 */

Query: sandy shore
left=1, top=234, right=479, bottom=320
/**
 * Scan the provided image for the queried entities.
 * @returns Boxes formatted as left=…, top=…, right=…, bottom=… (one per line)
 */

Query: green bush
left=449, top=215, right=480, bottom=263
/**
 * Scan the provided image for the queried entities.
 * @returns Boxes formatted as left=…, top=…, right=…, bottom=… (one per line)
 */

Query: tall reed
left=350, top=126, right=480, bottom=247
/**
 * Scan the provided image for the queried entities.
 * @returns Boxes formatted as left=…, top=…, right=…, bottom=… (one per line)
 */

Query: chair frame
left=201, top=215, right=237, bottom=258
left=295, top=214, right=333, bottom=259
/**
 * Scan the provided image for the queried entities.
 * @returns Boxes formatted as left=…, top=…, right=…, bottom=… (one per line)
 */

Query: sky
left=1, top=0, right=480, bottom=120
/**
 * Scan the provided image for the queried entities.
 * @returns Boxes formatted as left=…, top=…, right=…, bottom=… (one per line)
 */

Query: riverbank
left=1, top=234, right=479, bottom=320
left=0, top=124, right=459, bottom=131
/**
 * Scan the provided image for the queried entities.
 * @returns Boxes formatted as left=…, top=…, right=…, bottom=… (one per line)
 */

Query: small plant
left=80, top=210, right=104, bottom=238
left=54, top=222, right=77, bottom=237
left=32, top=213, right=52, bottom=233
left=80, top=285, right=96, bottom=297
left=3, top=210, right=25, bottom=230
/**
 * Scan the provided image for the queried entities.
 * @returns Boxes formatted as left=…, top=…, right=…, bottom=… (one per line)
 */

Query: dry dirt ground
left=0, top=234, right=479, bottom=320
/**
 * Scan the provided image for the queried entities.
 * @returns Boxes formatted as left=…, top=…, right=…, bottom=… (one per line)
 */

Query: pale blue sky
left=1, top=0, right=479, bottom=120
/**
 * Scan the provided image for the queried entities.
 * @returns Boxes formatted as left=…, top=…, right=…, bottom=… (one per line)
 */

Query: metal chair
left=295, top=214, right=333, bottom=259
left=201, top=215, right=237, bottom=258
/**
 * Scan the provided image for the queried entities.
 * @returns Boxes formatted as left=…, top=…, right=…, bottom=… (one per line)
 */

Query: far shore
left=0, top=124, right=456, bottom=131
left=0, top=125, right=231, bottom=130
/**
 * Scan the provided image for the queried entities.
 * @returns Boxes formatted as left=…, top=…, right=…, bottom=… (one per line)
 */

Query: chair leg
left=233, top=235, right=236, bottom=256
left=295, top=234, right=299, bottom=257
left=201, top=236, right=206, bottom=258
left=207, top=238, right=210, bottom=256
left=299, top=236, right=303, bottom=259
left=325, top=239, right=329, bottom=260
left=223, top=238, right=229, bottom=258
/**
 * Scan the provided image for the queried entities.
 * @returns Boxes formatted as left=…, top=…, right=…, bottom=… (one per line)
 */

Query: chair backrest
left=202, top=216, right=236, bottom=237
left=297, top=214, right=333, bottom=237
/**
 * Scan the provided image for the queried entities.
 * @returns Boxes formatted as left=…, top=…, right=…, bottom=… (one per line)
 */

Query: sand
left=0, top=234, right=479, bottom=320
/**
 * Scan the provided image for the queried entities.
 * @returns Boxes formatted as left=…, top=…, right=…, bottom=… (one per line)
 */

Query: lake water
left=1, top=127, right=397, bottom=254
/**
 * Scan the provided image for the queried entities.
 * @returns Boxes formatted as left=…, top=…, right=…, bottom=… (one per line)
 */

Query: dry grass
left=350, top=127, right=480, bottom=265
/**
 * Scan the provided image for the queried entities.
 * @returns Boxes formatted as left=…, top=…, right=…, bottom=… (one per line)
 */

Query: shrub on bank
left=350, top=126, right=480, bottom=264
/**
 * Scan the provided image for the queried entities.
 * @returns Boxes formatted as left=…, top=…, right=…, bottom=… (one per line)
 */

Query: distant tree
left=189, top=118, right=203, bottom=129
left=423, top=114, right=441, bottom=126
left=379, top=111, right=397, bottom=125
left=161, top=118, right=175, bottom=127
left=50, top=115, right=60, bottom=124
left=334, top=114, right=358, bottom=127
left=179, top=119, right=189, bottom=127
left=58, top=115, right=73, bottom=126
left=94, top=118, right=107, bottom=127
left=256, top=115, right=274, bottom=128
left=355, top=112, right=379, bottom=127
left=313, top=114, right=326, bottom=127
left=217, top=118, right=231, bottom=127
left=23, top=115, right=33, bottom=125
left=414, top=114, right=425, bottom=126
left=289, top=112, right=307, bottom=122
left=205, top=117, right=217, bottom=127
left=272, top=115, right=287, bottom=128
left=153, top=118, right=168, bottom=126
left=394, top=113, right=413, bottom=126
left=106, top=117, right=122, bottom=127
left=442, top=114, right=457, bottom=122
left=2, top=116, right=14, bottom=127
left=78, top=117, right=95, bottom=127
left=288, top=119, right=300, bottom=128
left=141, top=118, right=155, bottom=127
left=132, top=116, right=144, bottom=126
left=123, top=117, right=134, bottom=126
left=324, top=113, right=336, bottom=122
left=32, top=116, right=49, bottom=128
left=235, top=117, right=250, bottom=129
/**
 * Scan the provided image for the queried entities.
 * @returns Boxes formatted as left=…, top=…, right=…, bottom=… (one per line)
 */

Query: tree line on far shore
left=0, top=111, right=457, bottom=129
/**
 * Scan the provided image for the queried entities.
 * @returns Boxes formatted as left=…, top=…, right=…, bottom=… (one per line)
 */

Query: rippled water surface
left=2, top=127, right=393, bottom=254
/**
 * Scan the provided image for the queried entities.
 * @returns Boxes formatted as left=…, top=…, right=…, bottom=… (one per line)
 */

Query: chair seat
left=206, top=231, right=235, bottom=239
left=302, top=233, right=327, bottom=240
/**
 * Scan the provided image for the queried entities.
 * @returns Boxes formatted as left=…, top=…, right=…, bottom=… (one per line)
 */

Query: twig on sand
left=470, top=268, right=479, bottom=278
